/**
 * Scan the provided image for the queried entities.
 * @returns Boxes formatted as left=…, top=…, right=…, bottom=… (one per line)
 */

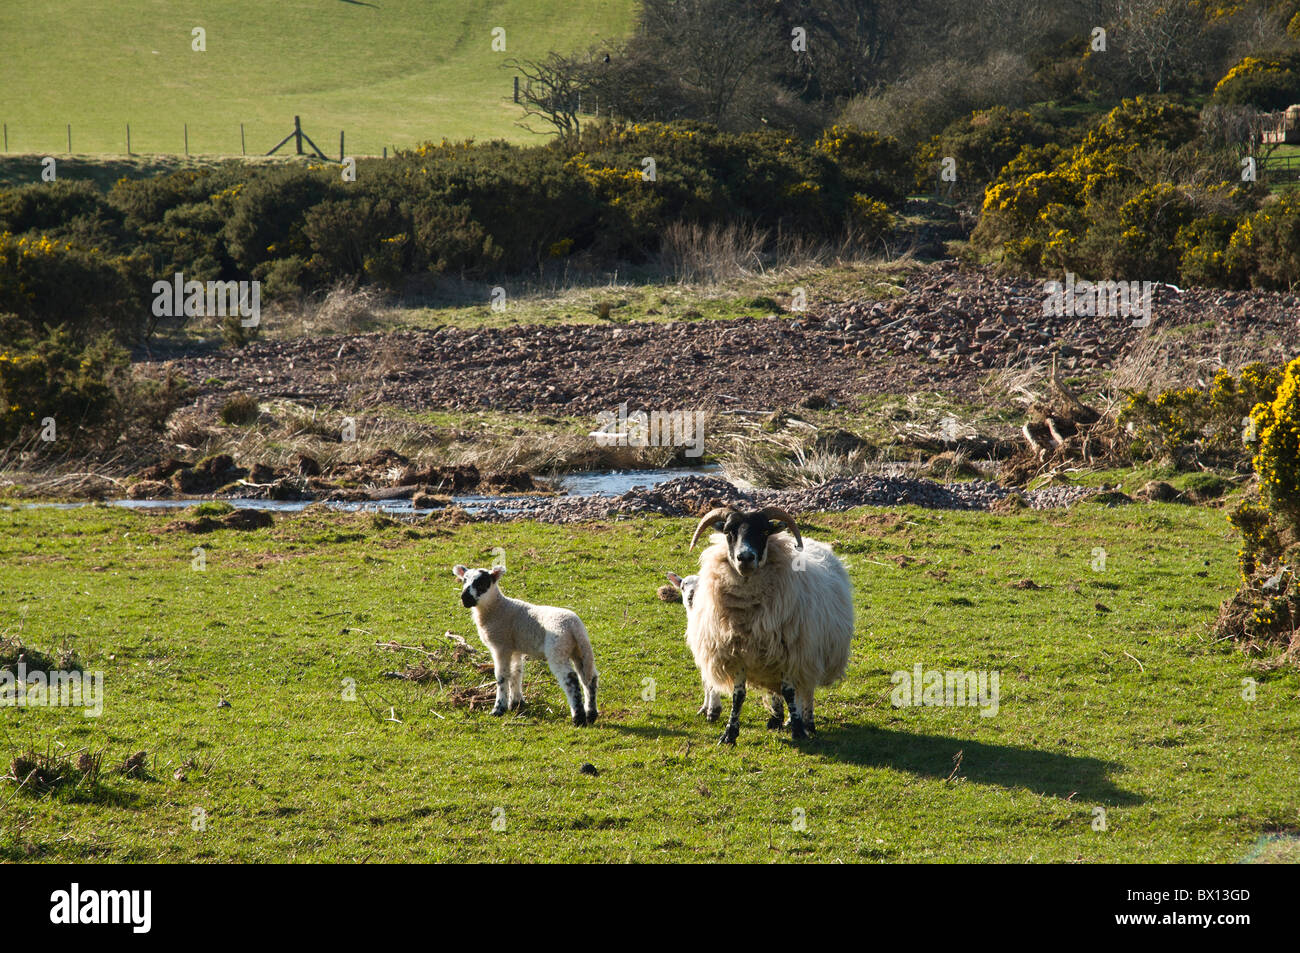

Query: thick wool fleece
left=687, top=532, right=853, bottom=696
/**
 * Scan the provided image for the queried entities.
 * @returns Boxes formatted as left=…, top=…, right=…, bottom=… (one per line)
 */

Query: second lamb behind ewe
left=453, top=564, right=598, bottom=726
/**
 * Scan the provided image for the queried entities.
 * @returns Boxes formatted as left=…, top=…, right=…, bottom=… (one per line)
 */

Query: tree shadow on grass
left=810, top=723, right=1143, bottom=806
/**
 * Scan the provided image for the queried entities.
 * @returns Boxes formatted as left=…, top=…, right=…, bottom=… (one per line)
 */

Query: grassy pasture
left=0, top=0, right=636, bottom=156
left=1, top=501, right=1296, bottom=863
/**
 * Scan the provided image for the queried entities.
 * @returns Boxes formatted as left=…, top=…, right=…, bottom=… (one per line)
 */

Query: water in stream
left=19, top=465, right=724, bottom=515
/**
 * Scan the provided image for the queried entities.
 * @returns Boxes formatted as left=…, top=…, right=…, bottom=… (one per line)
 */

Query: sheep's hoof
left=704, top=708, right=721, bottom=722
left=766, top=714, right=784, bottom=730
left=789, top=718, right=808, bottom=740
left=585, top=709, right=599, bottom=724
left=718, top=727, right=738, bottom=746
left=490, top=704, right=507, bottom=717
left=572, top=710, right=588, bottom=727
left=508, top=699, right=525, bottom=711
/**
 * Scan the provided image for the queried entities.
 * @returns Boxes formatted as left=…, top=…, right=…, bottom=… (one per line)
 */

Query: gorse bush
left=970, top=96, right=1295, bottom=286
left=1212, top=52, right=1300, bottom=110
left=1121, top=362, right=1282, bottom=470
left=0, top=231, right=147, bottom=344
left=1212, top=357, right=1300, bottom=654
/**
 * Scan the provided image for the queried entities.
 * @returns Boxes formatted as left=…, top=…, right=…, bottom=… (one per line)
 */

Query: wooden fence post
left=67, top=123, right=71, bottom=153
left=339, top=130, right=344, bottom=162
left=241, top=123, right=246, bottom=155
left=126, top=123, right=131, bottom=155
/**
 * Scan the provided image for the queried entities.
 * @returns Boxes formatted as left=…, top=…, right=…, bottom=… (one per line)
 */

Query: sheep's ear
left=453, top=565, right=468, bottom=580
left=490, top=566, right=506, bottom=581
left=666, top=572, right=683, bottom=589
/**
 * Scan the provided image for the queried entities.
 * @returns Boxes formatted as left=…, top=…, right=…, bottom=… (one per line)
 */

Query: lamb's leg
left=781, top=680, right=807, bottom=740
left=489, top=648, right=510, bottom=716
left=575, top=655, right=598, bottom=724
left=766, top=692, right=785, bottom=730
left=508, top=654, right=525, bottom=710
left=698, top=683, right=721, bottom=721
left=546, top=646, right=587, bottom=726
left=799, top=690, right=815, bottom=734
left=719, top=674, right=745, bottom=746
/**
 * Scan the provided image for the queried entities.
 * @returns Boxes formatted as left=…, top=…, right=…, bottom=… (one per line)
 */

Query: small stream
left=19, top=465, right=724, bottom=515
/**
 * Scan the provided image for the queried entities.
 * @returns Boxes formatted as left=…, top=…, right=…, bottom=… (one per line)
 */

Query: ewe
left=686, top=505, right=853, bottom=744
left=453, top=565, right=598, bottom=726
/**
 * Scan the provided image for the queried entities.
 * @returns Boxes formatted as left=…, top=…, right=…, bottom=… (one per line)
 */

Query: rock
left=128, top=480, right=172, bottom=499
left=1136, top=480, right=1180, bottom=503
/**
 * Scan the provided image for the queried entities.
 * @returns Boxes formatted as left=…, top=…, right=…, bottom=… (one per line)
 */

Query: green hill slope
left=0, top=0, right=636, bottom=156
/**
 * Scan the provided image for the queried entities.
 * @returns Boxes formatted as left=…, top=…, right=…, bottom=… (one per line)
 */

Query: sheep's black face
left=453, top=565, right=503, bottom=608
left=717, top=511, right=786, bottom=577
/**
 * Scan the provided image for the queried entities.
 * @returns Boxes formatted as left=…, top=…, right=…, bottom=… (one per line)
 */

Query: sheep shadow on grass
left=810, top=724, right=1143, bottom=805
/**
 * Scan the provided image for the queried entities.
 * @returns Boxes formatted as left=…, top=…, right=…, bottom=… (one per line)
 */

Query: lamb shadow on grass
left=811, top=723, right=1143, bottom=806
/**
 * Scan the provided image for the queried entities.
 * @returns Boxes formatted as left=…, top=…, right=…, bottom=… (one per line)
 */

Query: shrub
left=915, top=107, right=1057, bottom=199
left=1218, top=356, right=1300, bottom=653
left=1213, top=53, right=1300, bottom=111
left=0, top=232, right=147, bottom=343
left=1237, top=190, right=1300, bottom=290
left=1121, top=362, right=1281, bottom=469
left=0, top=326, right=123, bottom=446
left=218, top=392, right=260, bottom=425
left=973, top=97, right=1275, bottom=286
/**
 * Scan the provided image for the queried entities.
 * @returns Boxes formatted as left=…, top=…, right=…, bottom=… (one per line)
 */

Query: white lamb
left=453, top=564, right=598, bottom=726
left=686, top=506, right=853, bottom=744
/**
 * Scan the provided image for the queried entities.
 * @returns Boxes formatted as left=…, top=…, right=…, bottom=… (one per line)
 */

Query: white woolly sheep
left=686, top=505, right=853, bottom=745
left=453, top=564, right=598, bottom=726
left=665, top=572, right=721, bottom=721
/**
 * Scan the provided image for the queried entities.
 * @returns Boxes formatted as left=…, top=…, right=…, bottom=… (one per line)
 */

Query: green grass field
left=0, top=0, right=636, bottom=156
left=1, top=501, right=1297, bottom=863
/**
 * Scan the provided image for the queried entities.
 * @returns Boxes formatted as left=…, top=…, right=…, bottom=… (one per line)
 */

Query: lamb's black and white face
left=712, top=510, right=790, bottom=577
left=453, top=565, right=504, bottom=608
left=666, top=572, right=699, bottom=611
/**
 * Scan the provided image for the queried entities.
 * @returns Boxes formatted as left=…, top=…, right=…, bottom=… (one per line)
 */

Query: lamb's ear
left=666, top=572, right=683, bottom=589
left=490, top=566, right=506, bottom=581
left=453, top=565, right=468, bottom=580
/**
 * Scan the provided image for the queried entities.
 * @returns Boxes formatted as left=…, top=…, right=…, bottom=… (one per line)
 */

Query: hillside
left=0, top=0, right=636, bottom=155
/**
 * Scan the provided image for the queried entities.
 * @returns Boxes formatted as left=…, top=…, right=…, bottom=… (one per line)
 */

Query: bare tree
left=1115, top=0, right=1208, bottom=93
left=638, top=0, right=780, bottom=129
left=505, top=53, right=594, bottom=142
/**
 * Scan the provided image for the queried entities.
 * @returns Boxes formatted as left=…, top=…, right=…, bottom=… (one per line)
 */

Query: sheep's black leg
left=585, top=672, right=598, bottom=724
left=719, top=678, right=745, bottom=745
left=766, top=692, right=785, bottom=730
left=565, top=671, right=588, bottom=726
left=781, top=681, right=807, bottom=740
